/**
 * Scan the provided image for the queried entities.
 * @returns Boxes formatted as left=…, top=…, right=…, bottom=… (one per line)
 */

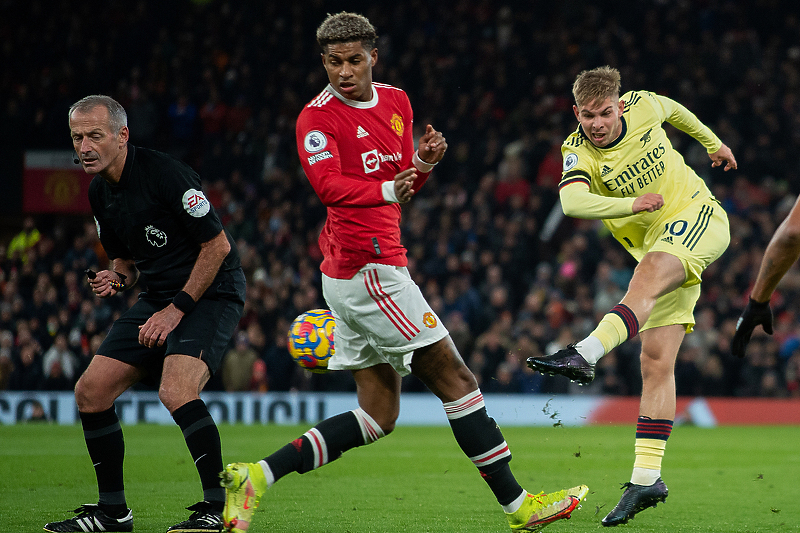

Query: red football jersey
left=296, top=83, right=431, bottom=279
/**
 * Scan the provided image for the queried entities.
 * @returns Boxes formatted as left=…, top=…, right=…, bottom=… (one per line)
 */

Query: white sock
left=502, top=489, right=527, bottom=514
left=630, top=466, right=660, bottom=486
left=258, top=460, right=275, bottom=488
left=575, top=336, right=605, bottom=365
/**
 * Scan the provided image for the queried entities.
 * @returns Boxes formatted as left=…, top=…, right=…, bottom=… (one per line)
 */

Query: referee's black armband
left=172, top=290, right=197, bottom=315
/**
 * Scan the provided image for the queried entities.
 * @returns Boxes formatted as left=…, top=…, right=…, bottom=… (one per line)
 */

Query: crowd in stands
left=2, top=0, right=800, bottom=398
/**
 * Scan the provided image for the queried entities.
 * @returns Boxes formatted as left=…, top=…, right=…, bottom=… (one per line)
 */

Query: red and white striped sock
left=444, top=390, right=524, bottom=507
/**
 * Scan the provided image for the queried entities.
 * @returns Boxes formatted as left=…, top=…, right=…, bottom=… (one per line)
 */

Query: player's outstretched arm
left=709, top=142, right=737, bottom=171
left=733, top=195, right=800, bottom=357
left=751, top=195, right=800, bottom=302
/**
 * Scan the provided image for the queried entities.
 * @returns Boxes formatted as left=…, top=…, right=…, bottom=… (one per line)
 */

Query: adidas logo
left=600, top=165, right=613, bottom=177
left=660, top=236, right=673, bottom=244
left=357, top=126, right=369, bottom=138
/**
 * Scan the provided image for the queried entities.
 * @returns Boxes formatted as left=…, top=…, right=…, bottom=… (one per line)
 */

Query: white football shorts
left=322, top=263, right=449, bottom=376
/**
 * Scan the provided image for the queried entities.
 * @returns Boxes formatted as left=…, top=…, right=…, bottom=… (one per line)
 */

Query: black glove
left=732, top=298, right=773, bottom=358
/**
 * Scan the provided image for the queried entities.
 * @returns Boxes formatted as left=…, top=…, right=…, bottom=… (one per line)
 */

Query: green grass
left=1, top=423, right=799, bottom=532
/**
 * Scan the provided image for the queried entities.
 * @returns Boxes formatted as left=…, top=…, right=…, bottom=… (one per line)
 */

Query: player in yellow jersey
left=527, top=66, right=737, bottom=526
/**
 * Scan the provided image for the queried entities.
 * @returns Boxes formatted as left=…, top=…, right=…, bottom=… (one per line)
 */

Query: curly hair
left=316, top=12, right=377, bottom=51
left=572, top=66, right=622, bottom=107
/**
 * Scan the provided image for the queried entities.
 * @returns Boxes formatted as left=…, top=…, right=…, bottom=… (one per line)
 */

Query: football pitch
left=1, top=423, right=797, bottom=532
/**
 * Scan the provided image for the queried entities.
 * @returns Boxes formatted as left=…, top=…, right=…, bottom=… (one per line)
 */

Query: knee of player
left=458, top=363, right=479, bottom=388
left=73, top=378, right=91, bottom=410
left=443, top=363, right=480, bottom=400
left=74, top=376, right=110, bottom=412
left=157, top=383, right=188, bottom=413
left=639, top=351, right=675, bottom=378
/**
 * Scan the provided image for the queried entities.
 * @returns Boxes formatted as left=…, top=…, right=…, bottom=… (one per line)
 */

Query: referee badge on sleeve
left=182, top=189, right=211, bottom=218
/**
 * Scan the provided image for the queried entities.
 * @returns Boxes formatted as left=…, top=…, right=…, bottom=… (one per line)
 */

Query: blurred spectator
left=8, top=343, right=43, bottom=391
left=485, top=362, right=521, bottom=394
left=675, top=346, right=703, bottom=397
left=0, top=329, right=13, bottom=389
left=41, top=332, right=78, bottom=385
left=62, top=235, right=99, bottom=274
left=6, top=216, right=40, bottom=264
left=166, top=93, right=198, bottom=160
left=41, top=359, right=72, bottom=391
left=785, top=352, right=800, bottom=397
left=699, top=354, right=728, bottom=397
left=262, top=317, right=297, bottom=392
left=473, top=319, right=512, bottom=386
left=222, top=331, right=259, bottom=392
left=249, top=359, right=269, bottom=393
left=445, top=311, right=474, bottom=364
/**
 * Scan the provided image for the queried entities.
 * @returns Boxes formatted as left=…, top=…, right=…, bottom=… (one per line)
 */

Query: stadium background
left=2, top=0, right=800, bottom=409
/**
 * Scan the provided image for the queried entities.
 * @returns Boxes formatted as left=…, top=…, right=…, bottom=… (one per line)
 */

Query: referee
left=45, top=95, right=245, bottom=533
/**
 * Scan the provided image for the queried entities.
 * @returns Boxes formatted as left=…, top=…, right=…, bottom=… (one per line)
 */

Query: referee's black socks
left=172, top=399, right=225, bottom=512
left=80, top=407, right=128, bottom=519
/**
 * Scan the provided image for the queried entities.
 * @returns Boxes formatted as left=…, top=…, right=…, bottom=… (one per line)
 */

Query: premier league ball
left=288, top=309, right=335, bottom=374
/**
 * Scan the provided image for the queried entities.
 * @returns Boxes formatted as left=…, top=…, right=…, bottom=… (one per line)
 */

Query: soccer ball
left=288, top=309, right=335, bottom=374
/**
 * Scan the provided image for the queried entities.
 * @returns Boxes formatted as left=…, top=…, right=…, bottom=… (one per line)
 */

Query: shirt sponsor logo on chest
left=361, top=150, right=402, bottom=174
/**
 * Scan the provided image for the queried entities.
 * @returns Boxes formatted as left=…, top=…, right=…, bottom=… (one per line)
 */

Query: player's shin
left=80, top=407, right=128, bottom=518
left=263, top=408, right=385, bottom=484
left=631, top=417, right=673, bottom=485
left=172, top=399, right=225, bottom=511
left=444, top=390, right=524, bottom=508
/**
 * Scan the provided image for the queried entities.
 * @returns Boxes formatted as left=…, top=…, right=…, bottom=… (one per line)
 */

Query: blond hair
left=316, top=12, right=377, bottom=51
left=572, top=66, right=621, bottom=107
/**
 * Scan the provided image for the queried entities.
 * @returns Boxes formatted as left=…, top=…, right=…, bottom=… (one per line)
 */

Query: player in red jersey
left=220, top=11, right=587, bottom=533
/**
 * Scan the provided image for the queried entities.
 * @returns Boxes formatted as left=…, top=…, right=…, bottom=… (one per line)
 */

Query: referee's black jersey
left=88, top=145, right=241, bottom=301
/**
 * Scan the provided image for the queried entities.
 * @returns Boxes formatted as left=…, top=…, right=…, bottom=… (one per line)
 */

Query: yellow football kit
left=559, top=90, right=730, bottom=331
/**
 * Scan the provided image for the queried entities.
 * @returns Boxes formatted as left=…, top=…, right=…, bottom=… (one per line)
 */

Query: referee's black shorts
left=96, top=269, right=245, bottom=383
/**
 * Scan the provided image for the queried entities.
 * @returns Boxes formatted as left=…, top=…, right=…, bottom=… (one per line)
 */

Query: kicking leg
left=528, top=252, right=685, bottom=383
